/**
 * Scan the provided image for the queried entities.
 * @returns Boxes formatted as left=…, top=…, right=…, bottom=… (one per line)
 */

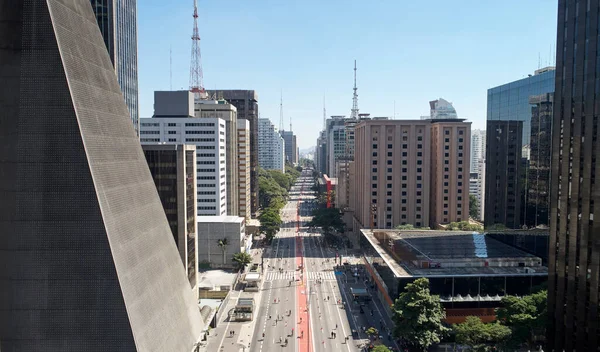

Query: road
left=208, top=169, right=397, bottom=352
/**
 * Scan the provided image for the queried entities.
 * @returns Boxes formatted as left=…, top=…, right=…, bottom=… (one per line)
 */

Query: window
left=372, top=184, right=377, bottom=188
left=372, top=191, right=377, bottom=196
left=387, top=191, right=392, bottom=196
left=372, top=168, right=377, bottom=172
left=387, top=152, right=393, bottom=157
left=459, top=153, right=463, bottom=157
left=417, top=160, right=422, bottom=165
left=417, top=144, right=422, bottom=149
left=168, top=138, right=176, bottom=142
left=402, top=176, right=407, bottom=180
left=387, top=199, right=392, bottom=204
left=402, top=183, right=407, bottom=188
left=372, top=176, right=377, bottom=180
left=373, top=144, right=378, bottom=149
left=372, top=199, right=377, bottom=203
left=387, top=184, right=392, bottom=189
left=416, top=206, right=421, bottom=211
left=457, top=211, right=462, bottom=215
left=417, top=152, right=422, bottom=157
left=402, top=191, right=407, bottom=196
left=402, top=144, right=408, bottom=149
left=444, top=210, right=448, bottom=215
left=372, top=160, right=377, bottom=165
left=445, top=145, right=449, bottom=150
left=401, top=214, right=407, bottom=219
left=417, top=168, right=421, bottom=173
left=459, top=130, right=464, bottom=135
left=402, top=160, right=407, bottom=165
left=457, top=196, right=462, bottom=201
left=388, top=144, right=393, bottom=149
left=444, top=175, right=449, bottom=179
left=444, top=204, right=448, bottom=208
left=417, top=183, right=422, bottom=188
left=445, top=130, right=450, bottom=135
left=373, top=152, right=378, bottom=157
left=401, top=199, right=406, bottom=204
left=402, top=207, right=406, bottom=211
left=402, top=168, right=407, bottom=172
left=444, top=182, right=449, bottom=186
left=402, top=152, right=407, bottom=157
left=445, top=153, right=449, bottom=157
left=387, top=207, right=392, bottom=211
left=387, top=160, right=393, bottom=165
left=444, top=160, right=449, bottom=164
left=387, top=168, right=392, bottom=172
left=416, top=199, right=421, bottom=204
left=444, top=167, right=449, bottom=172
left=417, top=175, right=422, bottom=180
left=387, top=176, right=392, bottom=180
left=458, top=182, right=462, bottom=186
left=416, top=191, right=421, bottom=196
left=459, top=138, right=463, bottom=143
left=445, top=138, right=450, bottom=143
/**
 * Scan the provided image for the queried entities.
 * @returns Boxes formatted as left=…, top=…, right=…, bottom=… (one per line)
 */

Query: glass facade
left=90, top=0, right=139, bottom=135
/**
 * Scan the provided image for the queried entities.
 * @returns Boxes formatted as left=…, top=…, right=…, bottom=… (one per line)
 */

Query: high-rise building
left=469, top=160, right=486, bottom=222
left=485, top=67, right=555, bottom=228
left=90, top=0, right=139, bottom=134
left=421, top=98, right=458, bottom=120
left=470, top=129, right=486, bottom=172
left=195, top=99, right=239, bottom=216
left=140, top=92, right=228, bottom=217
left=237, top=120, right=251, bottom=220
left=258, top=118, right=285, bottom=171
left=196, top=216, right=248, bottom=267
left=280, top=130, right=298, bottom=164
left=142, top=144, right=198, bottom=294
left=207, top=90, right=259, bottom=217
left=548, top=1, right=600, bottom=350
left=429, top=119, right=471, bottom=226
left=325, top=116, right=348, bottom=177
left=0, top=1, right=203, bottom=350
left=316, top=130, right=328, bottom=174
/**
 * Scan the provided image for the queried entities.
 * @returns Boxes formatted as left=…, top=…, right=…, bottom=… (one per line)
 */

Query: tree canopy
left=232, top=252, right=252, bottom=271
left=469, top=194, right=479, bottom=219
left=453, top=316, right=511, bottom=351
left=445, top=221, right=483, bottom=232
left=306, top=207, right=344, bottom=234
left=392, top=278, right=449, bottom=351
left=495, top=290, right=547, bottom=349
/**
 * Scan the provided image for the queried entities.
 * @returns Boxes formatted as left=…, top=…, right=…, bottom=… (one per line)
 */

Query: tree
left=372, top=346, right=392, bottom=352
left=453, top=316, right=511, bottom=351
left=392, top=278, right=449, bottom=351
left=259, top=208, right=281, bottom=243
left=366, top=327, right=379, bottom=339
left=217, top=238, right=229, bottom=264
left=496, top=290, right=547, bottom=349
left=469, top=194, right=479, bottom=219
left=232, top=252, right=252, bottom=271
left=446, top=221, right=483, bottom=232
left=307, top=207, right=344, bottom=234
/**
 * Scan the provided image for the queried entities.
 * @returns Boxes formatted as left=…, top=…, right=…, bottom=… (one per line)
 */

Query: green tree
left=446, top=221, right=483, bottom=232
left=366, top=327, right=379, bottom=339
left=485, top=223, right=509, bottom=231
left=217, top=238, right=229, bottom=265
left=232, top=251, right=253, bottom=271
left=307, top=207, right=344, bottom=234
left=396, top=224, right=415, bottom=230
left=469, top=194, right=479, bottom=219
left=259, top=208, right=281, bottom=243
left=372, top=346, right=392, bottom=352
left=496, top=290, right=547, bottom=349
left=392, top=278, right=449, bottom=351
left=453, top=316, right=511, bottom=351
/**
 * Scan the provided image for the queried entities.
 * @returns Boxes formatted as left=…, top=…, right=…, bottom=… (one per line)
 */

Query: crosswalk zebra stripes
left=263, top=271, right=337, bottom=281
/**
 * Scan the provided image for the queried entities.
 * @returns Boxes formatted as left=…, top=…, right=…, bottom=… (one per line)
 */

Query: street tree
left=392, top=278, right=449, bottom=351
left=496, top=290, right=547, bottom=349
left=469, top=194, right=479, bottom=219
left=372, top=346, right=392, bottom=352
left=453, top=316, right=511, bottom=351
left=232, top=252, right=252, bottom=271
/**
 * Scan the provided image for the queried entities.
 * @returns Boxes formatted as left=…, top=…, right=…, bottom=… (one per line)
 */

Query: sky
left=138, top=0, right=558, bottom=149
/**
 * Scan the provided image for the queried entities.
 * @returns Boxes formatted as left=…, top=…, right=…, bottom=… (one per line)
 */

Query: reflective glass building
left=90, top=0, right=139, bottom=135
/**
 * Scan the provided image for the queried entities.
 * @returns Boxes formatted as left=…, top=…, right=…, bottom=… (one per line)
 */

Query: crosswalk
left=263, top=271, right=338, bottom=281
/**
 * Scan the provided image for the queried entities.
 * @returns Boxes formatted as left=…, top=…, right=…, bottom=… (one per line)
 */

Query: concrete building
left=470, top=129, right=486, bottom=173
left=326, top=116, right=348, bottom=177
left=469, top=159, right=485, bottom=222
left=352, top=120, right=432, bottom=230
left=197, top=216, right=248, bottom=268
left=548, top=2, right=599, bottom=350
left=0, top=2, right=203, bottom=350
left=237, top=120, right=251, bottom=220
left=258, top=118, right=285, bottom=171
left=207, top=90, right=259, bottom=217
left=280, top=130, right=298, bottom=165
left=142, top=144, right=198, bottom=293
left=195, top=99, right=239, bottom=216
left=90, top=0, right=139, bottom=134
left=140, top=92, right=228, bottom=216
left=485, top=67, right=555, bottom=229
left=429, top=119, right=471, bottom=226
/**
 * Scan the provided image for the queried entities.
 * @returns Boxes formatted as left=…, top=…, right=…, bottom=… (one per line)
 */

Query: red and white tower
left=190, top=0, right=207, bottom=100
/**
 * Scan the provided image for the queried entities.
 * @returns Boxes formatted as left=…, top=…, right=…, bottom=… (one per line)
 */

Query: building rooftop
left=197, top=270, right=237, bottom=289
left=361, top=229, right=547, bottom=278
left=197, top=215, right=245, bottom=224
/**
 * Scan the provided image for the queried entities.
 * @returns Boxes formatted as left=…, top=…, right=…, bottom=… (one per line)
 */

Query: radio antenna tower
left=189, top=0, right=207, bottom=100
left=279, top=90, right=284, bottom=131
left=350, top=60, right=359, bottom=120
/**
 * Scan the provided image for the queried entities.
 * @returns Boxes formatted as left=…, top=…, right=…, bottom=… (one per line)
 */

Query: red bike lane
left=295, top=180, right=310, bottom=352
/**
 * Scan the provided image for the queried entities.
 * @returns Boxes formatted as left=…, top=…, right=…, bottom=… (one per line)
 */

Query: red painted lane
left=295, top=180, right=310, bottom=352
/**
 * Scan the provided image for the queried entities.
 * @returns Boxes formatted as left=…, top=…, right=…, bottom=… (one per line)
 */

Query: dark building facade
left=548, top=1, right=600, bottom=350
left=0, top=1, right=203, bottom=350
left=485, top=120, right=524, bottom=228
left=90, top=0, right=139, bottom=135
left=208, top=90, right=259, bottom=217
left=142, top=144, right=198, bottom=290
left=485, top=68, right=555, bottom=228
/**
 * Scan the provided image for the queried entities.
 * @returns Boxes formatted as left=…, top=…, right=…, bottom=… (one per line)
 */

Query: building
left=485, top=67, right=555, bottom=229
left=142, top=144, right=198, bottom=293
left=469, top=159, right=485, bottom=221
left=196, top=216, right=248, bottom=268
left=195, top=99, right=239, bottom=216
left=90, top=0, right=139, bottom=134
left=237, top=120, right=251, bottom=220
left=484, top=120, right=523, bottom=228
left=207, top=90, right=259, bottom=217
left=326, top=116, right=348, bottom=177
left=548, top=1, right=600, bottom=350
left=360, top=230, right=547, bottom=323
left=258, top=118, right=285, bottom=171
left=421, top=98, right=458, bottom=120
left=429, top=119, right=471, bottom=226
left=0, top=2, right=203, bottom=350
left=470, top=129, right=486, bottom=172
left=315, top=130, right=328, bottom=174
left=352, top=120, right=432, bottom=230
left=280, top=130, right=298, bottom=164
left=140, top=92, right=228, bottom=216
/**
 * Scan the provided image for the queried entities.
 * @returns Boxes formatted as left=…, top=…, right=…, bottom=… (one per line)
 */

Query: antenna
left=350, top=60, right=359, bottom=119
left=169, top=45, right=172, bottom=90
left=323, top=95, right=326, bottom=130
left=279, top=90, right=284, bottom=131
left=189, top=0, right=207, bottom=100
left=290, top=116, right=292, bottom=132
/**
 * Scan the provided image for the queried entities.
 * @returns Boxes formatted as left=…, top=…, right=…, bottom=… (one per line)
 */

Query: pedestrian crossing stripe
left=307, top=271, right=336, bottom=281
left=264, top=271, right=296, bottom=281
left=263, top=271, right=337, bottom=281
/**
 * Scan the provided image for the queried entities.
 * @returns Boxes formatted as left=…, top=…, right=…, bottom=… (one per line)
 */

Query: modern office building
left=197, top=216, right=248, bottom=268
left=258, top=118, right=285, bottom=171
left=352, top=120, right=432, bottom=230
left=140, top=92, right=228, bottom=216
left=548, top=1, right=600, bottom=350
left=470, top=129, right=486, bottom=172
left=326, top=116, right=349, bottom=177
left=237, top=120, right=252, bottom=220
left=195, top=99, right=239, bottom=216
left=0, top=2, right=203, bottom=350
left=429, top=119, right=471, bottom=226
left=485, top=67, right=555, bottom=228
left=208, top=90, right=259, bottom=217
left=280, top=130, right=298, bottom=164
left=315, top=130, right=328, bottom=174
left=469, top=160, right=485, bottom=221
left=90, top=0, right=139, bottom=134
left=142, top=144, right=199, bottom=293
left=421, top=98, right=458, bottom=120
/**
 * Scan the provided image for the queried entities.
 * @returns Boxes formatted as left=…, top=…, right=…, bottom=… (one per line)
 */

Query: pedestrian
left=335, top=323, right=338, bottom=329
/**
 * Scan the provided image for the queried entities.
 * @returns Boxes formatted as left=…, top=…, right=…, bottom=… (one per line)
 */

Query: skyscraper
left=0, top=1, right=203, bottom=350
left=548, top=1, right=600, bottom=350
left=90, top=0, right=139, bottom=134
left=258, top=118, right=285, bottom=171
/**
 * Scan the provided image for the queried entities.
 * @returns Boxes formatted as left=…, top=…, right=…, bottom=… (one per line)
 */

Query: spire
left=350, top=60, right=359, bottom=119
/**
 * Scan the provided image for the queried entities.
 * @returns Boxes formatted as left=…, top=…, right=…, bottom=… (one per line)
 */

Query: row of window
left=198, top=191, right=216, bottom=195
left=197, top=168, right=216, bottom=173
left=198, top=206, right=216, bottom=210
left=186, top=122, right=215, bottom=127
left=186, top=130, right=215, bottom=134
left=185, top=138, right=215, bottom=142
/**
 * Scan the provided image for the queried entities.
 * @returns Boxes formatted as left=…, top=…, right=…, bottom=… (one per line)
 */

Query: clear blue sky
left=138, top=0, right=557, bottom=149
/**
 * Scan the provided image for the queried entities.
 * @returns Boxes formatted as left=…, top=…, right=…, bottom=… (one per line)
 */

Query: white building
left=258, top=118, right=285, bottom=171
left=140, top=91, right=228, bottom=217
left=196, top=215, right=249, bottom=268
left=470, top=129, right=486, bottom=172
left=469, top=159, right=486, bottom=221
left=237, top=119, right=251, bottom=220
